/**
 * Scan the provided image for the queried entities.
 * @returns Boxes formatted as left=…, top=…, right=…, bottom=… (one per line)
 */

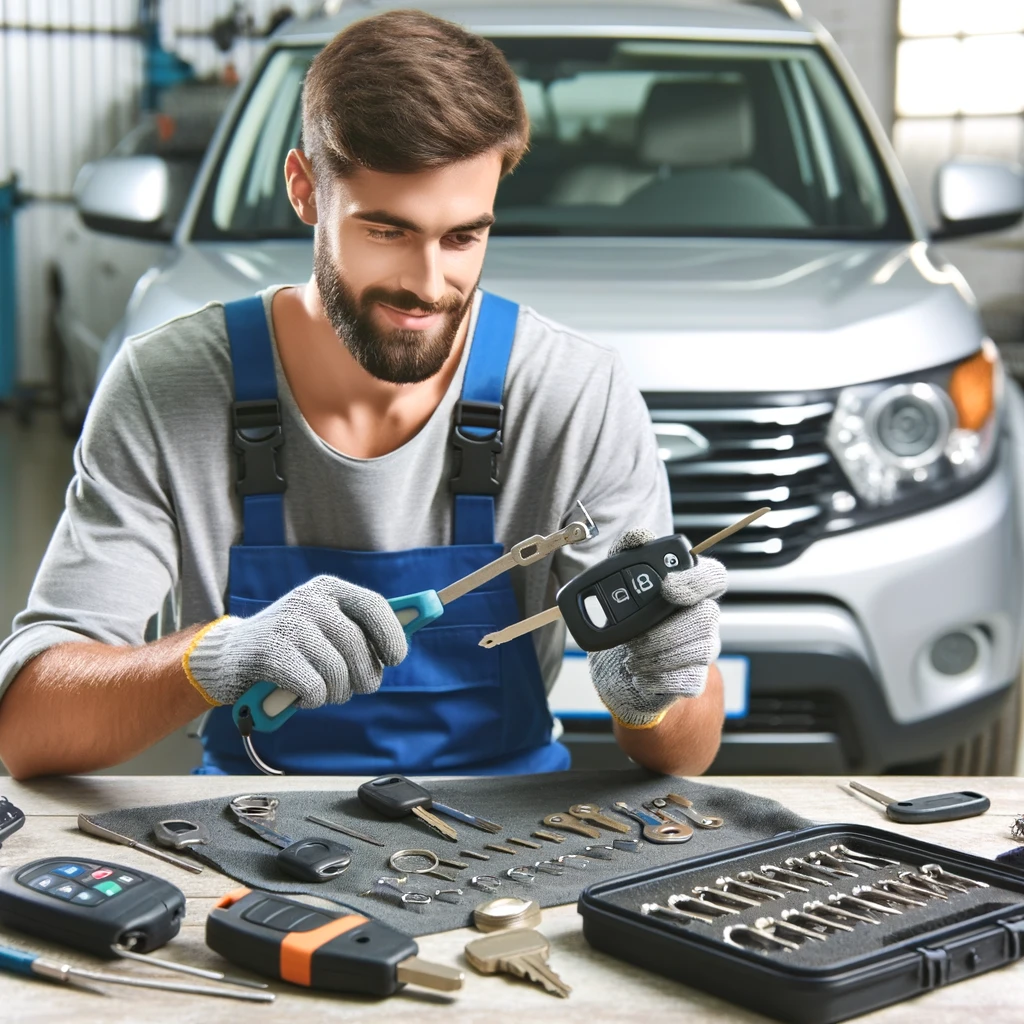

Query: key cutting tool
left=479, top=507, right=767, bottom=652
left=232, top=501, right=597, bottom=774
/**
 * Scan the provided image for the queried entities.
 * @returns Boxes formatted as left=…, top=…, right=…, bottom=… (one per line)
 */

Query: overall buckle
left=450, top=399, right=503, bottom=495
left=233, top=399, right=286, bottom=496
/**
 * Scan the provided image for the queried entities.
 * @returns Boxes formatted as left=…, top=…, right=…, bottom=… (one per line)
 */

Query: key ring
left=470, top=874, right=503, bottom=892
left=506, top=866, right=537, bottom=884
left=229, top=794, right=279, bottom=820
left=389, top=848, right=458, bottom=882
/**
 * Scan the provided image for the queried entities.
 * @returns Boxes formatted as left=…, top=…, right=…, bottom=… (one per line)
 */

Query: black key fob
left=884, top=791, right=990, bottom=824
left=277, top=838, right=352, bottom=882
left=556, top=534, right=694, bottom=651
left=358, top=775, right=432, bottom=818
left=0, top=797, right=25, bottom=848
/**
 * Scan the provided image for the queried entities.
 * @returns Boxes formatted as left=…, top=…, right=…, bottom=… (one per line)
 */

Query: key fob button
left=597, top=572, right=638, bottom=623
left=579, top=589, right=610, bottom=629
left=28, top=874, right=60, bottom=892
left=623, top=565, right=662, bottom=607
left=71, top=888, right=105, bottom=906
left=53, top=864, right=88, bottom=878
left=51, top=881, right=84, bottom=901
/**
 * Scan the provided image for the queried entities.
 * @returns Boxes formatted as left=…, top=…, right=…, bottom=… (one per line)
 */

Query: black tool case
left=578, top=824, right=1024, bottom=1023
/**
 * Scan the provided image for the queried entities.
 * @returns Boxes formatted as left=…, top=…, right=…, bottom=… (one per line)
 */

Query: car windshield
left=195, top=37, right=909, bottom=241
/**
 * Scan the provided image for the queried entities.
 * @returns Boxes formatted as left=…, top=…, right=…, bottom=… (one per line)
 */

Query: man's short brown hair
left=302, top=9, right=529, bottom=181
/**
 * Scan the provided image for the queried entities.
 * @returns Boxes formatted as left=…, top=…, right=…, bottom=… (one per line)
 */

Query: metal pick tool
left=305, top=814, right=385, bottom=847
left=78, top=814, right=203, bottom=874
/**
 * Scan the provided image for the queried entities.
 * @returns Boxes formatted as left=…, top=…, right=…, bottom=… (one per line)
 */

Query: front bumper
left=552, top=438, right=1023, bottom=773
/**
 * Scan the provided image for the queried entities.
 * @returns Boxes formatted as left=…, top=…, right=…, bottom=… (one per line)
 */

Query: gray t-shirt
left=0, top=287, right=672, bottom=698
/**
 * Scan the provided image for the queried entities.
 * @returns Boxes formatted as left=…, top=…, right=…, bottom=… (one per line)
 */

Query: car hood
left=123, top=236, right=983, bottom=393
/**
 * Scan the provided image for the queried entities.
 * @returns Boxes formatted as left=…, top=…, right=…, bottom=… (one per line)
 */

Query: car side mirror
left=74, top=156, right=176, bottom=239
left=933, top=157, right=1024, bottom=240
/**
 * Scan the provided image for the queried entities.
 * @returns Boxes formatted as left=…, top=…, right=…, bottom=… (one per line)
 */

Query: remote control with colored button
left=0, top=857, right=185, bottom=957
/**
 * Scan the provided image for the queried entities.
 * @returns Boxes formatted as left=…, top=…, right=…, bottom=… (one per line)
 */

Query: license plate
left=719, top=655, right=750, bottom=719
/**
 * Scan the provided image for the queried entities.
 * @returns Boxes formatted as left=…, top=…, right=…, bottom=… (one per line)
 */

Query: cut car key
left=229, top=806, right=352, bottom=881
left=359, top=774, right=502, bottom=842
left=846, top=780, right=991, bottom=823
left=480, top=507, right=768, bottom=651
left=232, top=501, right=597, bottom=774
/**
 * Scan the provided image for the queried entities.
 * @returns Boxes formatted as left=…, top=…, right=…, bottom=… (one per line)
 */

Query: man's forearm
left=0, top=626, right=213, bottom=779
left=613, top=663, right=725, bottom=775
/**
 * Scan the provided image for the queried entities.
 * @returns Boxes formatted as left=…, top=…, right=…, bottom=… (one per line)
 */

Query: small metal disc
left=472, top=896, right=542, bottom=933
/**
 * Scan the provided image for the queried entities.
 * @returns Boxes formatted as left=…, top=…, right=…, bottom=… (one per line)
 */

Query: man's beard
left=314, top=233, right=476, bottom=385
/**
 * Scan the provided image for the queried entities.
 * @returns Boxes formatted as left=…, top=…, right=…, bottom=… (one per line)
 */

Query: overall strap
left=450, top=292, right=519, bottom=545
left=225, top=296, right=286, bottom=546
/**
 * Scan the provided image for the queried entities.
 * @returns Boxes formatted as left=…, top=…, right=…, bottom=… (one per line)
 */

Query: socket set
left=578, top=824, right=1024, bottom=1024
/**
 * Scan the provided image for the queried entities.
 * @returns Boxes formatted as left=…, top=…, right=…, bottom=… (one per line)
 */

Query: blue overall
left=198, top=293, right=571, bottom=775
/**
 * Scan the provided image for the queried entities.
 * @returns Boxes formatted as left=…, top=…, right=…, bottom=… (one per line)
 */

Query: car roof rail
left=736, top=0, right=803, bottom=19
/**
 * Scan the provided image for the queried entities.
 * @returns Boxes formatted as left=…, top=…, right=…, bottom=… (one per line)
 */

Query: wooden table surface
left=0, top=774, right=1021, bottom=1023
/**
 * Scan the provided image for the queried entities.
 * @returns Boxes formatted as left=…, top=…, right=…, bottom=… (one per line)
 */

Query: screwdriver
left=480, top=507, right=769, bottom=652
left=0, top=942, right=274, bottom=1001
left=846, top=781, right=991, bottom=824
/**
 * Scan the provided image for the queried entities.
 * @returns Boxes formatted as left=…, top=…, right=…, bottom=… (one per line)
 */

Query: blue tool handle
left=387, top=590, right=445, bottom=637
left=0, top=945, right=39, bottom=977
left=232, top=590, right=445, bottom=734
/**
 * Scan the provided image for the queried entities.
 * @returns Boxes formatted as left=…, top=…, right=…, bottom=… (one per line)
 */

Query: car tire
left=937, top=669, right=1022, bottom=775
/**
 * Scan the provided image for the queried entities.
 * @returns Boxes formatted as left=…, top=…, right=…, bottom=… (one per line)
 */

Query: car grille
left=645, top=392, right=843, bottom=568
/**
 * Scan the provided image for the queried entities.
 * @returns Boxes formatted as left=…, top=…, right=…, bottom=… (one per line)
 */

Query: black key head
left=358, top=775, right=433, bottom=818
left=278, top=838, right=353, bottom=882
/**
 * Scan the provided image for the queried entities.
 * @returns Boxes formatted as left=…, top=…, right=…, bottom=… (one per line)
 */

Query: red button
left=90, top=868, right=113, bottom=880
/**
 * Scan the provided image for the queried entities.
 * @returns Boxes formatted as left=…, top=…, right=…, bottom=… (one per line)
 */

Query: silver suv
left=85, top=0, right=1024, bottom=773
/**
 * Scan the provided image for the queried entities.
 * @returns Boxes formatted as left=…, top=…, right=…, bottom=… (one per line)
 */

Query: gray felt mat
left=89, top=769, right=810, bottom=937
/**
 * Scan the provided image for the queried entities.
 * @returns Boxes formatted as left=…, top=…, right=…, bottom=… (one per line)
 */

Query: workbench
left=1, top=774, right=1020, bottom=1023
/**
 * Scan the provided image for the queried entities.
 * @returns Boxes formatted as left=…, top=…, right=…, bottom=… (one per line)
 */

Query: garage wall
left=3, top=1, right=1022, bottom=392
left=0, top=0, right=317, bottom=390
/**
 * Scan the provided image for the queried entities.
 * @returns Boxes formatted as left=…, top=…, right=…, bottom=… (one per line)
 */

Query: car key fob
left=556, top=534, right=694, bottom=651
left=0, top=798, right=25, bottom=848
left=358, top=775, right=433, bottom=817
left=277, top=839, right=352, bottom=882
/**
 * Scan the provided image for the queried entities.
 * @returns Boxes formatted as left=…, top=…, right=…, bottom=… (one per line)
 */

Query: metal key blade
left=233, top=814, right=293, bottom=850
left=479, top=606, right=563, bottom=649
left=506, top=953, right=571, bottom=998
left=432, top=801, right=503, bottom=834
left=848, top=780, right=898, bottom=806
left=690, top=506, right=770, bottom=556
left=411, top=805, right=459, bottom=842
left=441, top=501, right=596, bottom=605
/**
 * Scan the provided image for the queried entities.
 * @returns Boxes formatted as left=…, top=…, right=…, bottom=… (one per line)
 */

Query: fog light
left=930, top=631, right=980, bottom=676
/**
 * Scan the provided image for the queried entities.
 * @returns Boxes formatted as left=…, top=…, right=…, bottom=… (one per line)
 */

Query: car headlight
left=826, top=341, right=1002, bottom=523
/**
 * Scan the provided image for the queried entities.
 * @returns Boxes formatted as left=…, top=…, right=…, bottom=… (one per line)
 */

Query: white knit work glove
left=587, top=528, right=727, bottom=729
left=183, top=574, right=408, bottom=708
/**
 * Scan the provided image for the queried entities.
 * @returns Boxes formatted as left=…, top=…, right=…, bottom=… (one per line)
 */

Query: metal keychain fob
left=556, top=534, right=695, bottom=651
